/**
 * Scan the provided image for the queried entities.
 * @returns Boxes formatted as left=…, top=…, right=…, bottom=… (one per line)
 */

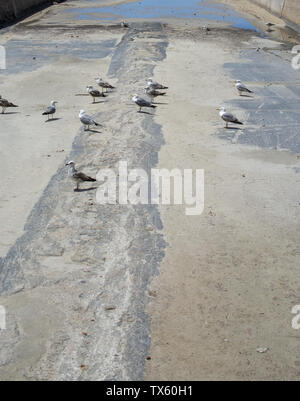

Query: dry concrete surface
left=0, top=0, right=300, bottom=381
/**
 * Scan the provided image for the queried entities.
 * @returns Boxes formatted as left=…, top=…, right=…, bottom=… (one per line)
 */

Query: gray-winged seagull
left=79, top=110, right=101, bottom=131
left=66, top=161, right=96, bottom=191
left=147, top=78, right=168, bottom=90
left=217, top=107, right=243, bottom=128
left=42, top=100, right=58, bottom=120
left=235, top=80, right=253, bottom=96
left=132, top=94, right=156, bottom=113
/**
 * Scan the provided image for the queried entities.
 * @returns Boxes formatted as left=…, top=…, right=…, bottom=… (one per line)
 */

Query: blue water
left=66, top=0, right=261, bottom=32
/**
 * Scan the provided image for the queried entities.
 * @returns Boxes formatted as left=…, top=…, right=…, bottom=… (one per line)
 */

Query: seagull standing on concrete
left=87, top=86, right=105, bottom=103
left=265, top=22, right=275, bottom=31
left=0, top=96, right=18, bottom=114
left=235, top=80, right=253, bottom=96
left=132, top=94, right=157, bottom=113
left=65, top=161, right=96, bottom=191
left=144, top=87, right=166, bottom=102
left=147, top=78, right=168, bottom=90
left=121, top=21, right=129, bottom=28
left=79, top=110, right=101, bottom=131
left=42, top=100, right=58, bottom=120
left=95, top=77, right=115, bottom=93
left=217, top=107, right=243, bottom=128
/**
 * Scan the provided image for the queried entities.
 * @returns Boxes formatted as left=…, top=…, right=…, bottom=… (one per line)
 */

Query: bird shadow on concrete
left=138, top=111, right=154, bottom=115
left=1, top=112, right=20, bottom=115
left=239, top=94, right=254, bottom=98
left=45, top=118, right=61, bottom=123
left=91, top=100, right=107, bottom=104
left=153, top=102, right=168, bottom=105
left=74, top=187, right=97, bottom=192
left=84, top=128, right=102, bottom=134
left=225, top=126, right=243, bottom=130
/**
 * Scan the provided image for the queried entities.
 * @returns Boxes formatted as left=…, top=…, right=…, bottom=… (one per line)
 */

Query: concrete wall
left=0, top=0, right=63, bottom=24
left=252, top=0, right=300, bottom=26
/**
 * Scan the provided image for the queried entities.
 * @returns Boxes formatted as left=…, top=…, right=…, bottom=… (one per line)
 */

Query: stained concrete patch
left=222, top=48, right=300, bottom=153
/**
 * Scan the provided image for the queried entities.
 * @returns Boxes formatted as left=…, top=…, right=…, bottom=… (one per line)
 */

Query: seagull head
left=87, top=86, right=93, bottom=92
left=217, top=107, right=226, bottom=112
left=66, top=161, right=75, bottom=167
left=51, top=100, right=58, bottom=106
left=147, top=78, right=153, bottom=83
left=235, top=80, right=241, bottom=83
left=79, top=110, right=86, bottom=117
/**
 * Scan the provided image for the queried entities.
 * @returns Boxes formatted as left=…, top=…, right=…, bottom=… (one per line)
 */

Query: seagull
left=217, top=107, right=243, bottom=128
left=202, top=25, right=211, bottom=34
left=0, top=96, right=18, bottom=114
left=147, top=78, right=168, bottom=90
left=235, top=80, right=253, bottom=96
left=79, top=110, right=101, bottom=131
left=144, top=87, right=166, bottom=102
left=121, top=20, right=129, bottom=28
left=95, top=77, right=115, bottom=93
left=86, top=86, right=106, bottom=103
left=132, top=94, right=157, bottom=113
left=42, top=100, right=58, bottom=120
left=265, top=22, right=275, bottom=31
left=65, top=161, right=96, bottom=191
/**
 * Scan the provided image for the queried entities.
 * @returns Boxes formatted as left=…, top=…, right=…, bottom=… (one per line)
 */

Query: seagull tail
left=235, top=120, right=243, bottom=125
left=247, top=89, right=254, bottom=93
left=10, top=103, right=18, bottom=107
left=151, top=105, right=157, bottom=109
left=87, top=177, right=97, bottom=182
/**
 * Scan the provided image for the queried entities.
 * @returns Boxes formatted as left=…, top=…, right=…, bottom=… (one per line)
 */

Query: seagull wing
left=43, top=106, right=55, bottom=115
left=222, top=112, right=237, bottom=122
left=135, top=97, right=152, bottom=107
left=237, top=82, right=253, bottom=93
left=80, top=114, right=94, bottom=125
left=74, top=171, right=96, bottom=182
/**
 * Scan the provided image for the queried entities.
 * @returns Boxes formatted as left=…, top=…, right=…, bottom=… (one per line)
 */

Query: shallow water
left=66, top=0, right=261, bottom=32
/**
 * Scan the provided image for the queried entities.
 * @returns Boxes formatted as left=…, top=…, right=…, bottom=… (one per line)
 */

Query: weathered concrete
left=251, top=0, right=300, bottom=26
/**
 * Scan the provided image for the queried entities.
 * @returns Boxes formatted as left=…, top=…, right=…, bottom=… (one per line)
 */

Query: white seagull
left=132, top=94, right=157, bottom=113
left=235, top=80, right=253, bottom=96
left=217, top=107, right=243, bottom=128
left=42, top=100, right=58, bottom=120
left=65, top=161, right=96, bottom=191
left=79, top=110, right=101, bottom=131
left=147, top=78, right=168, bottom=90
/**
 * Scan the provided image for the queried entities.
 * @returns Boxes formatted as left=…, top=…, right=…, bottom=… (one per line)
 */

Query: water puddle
left=66, top=0, right=261, bottom=32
